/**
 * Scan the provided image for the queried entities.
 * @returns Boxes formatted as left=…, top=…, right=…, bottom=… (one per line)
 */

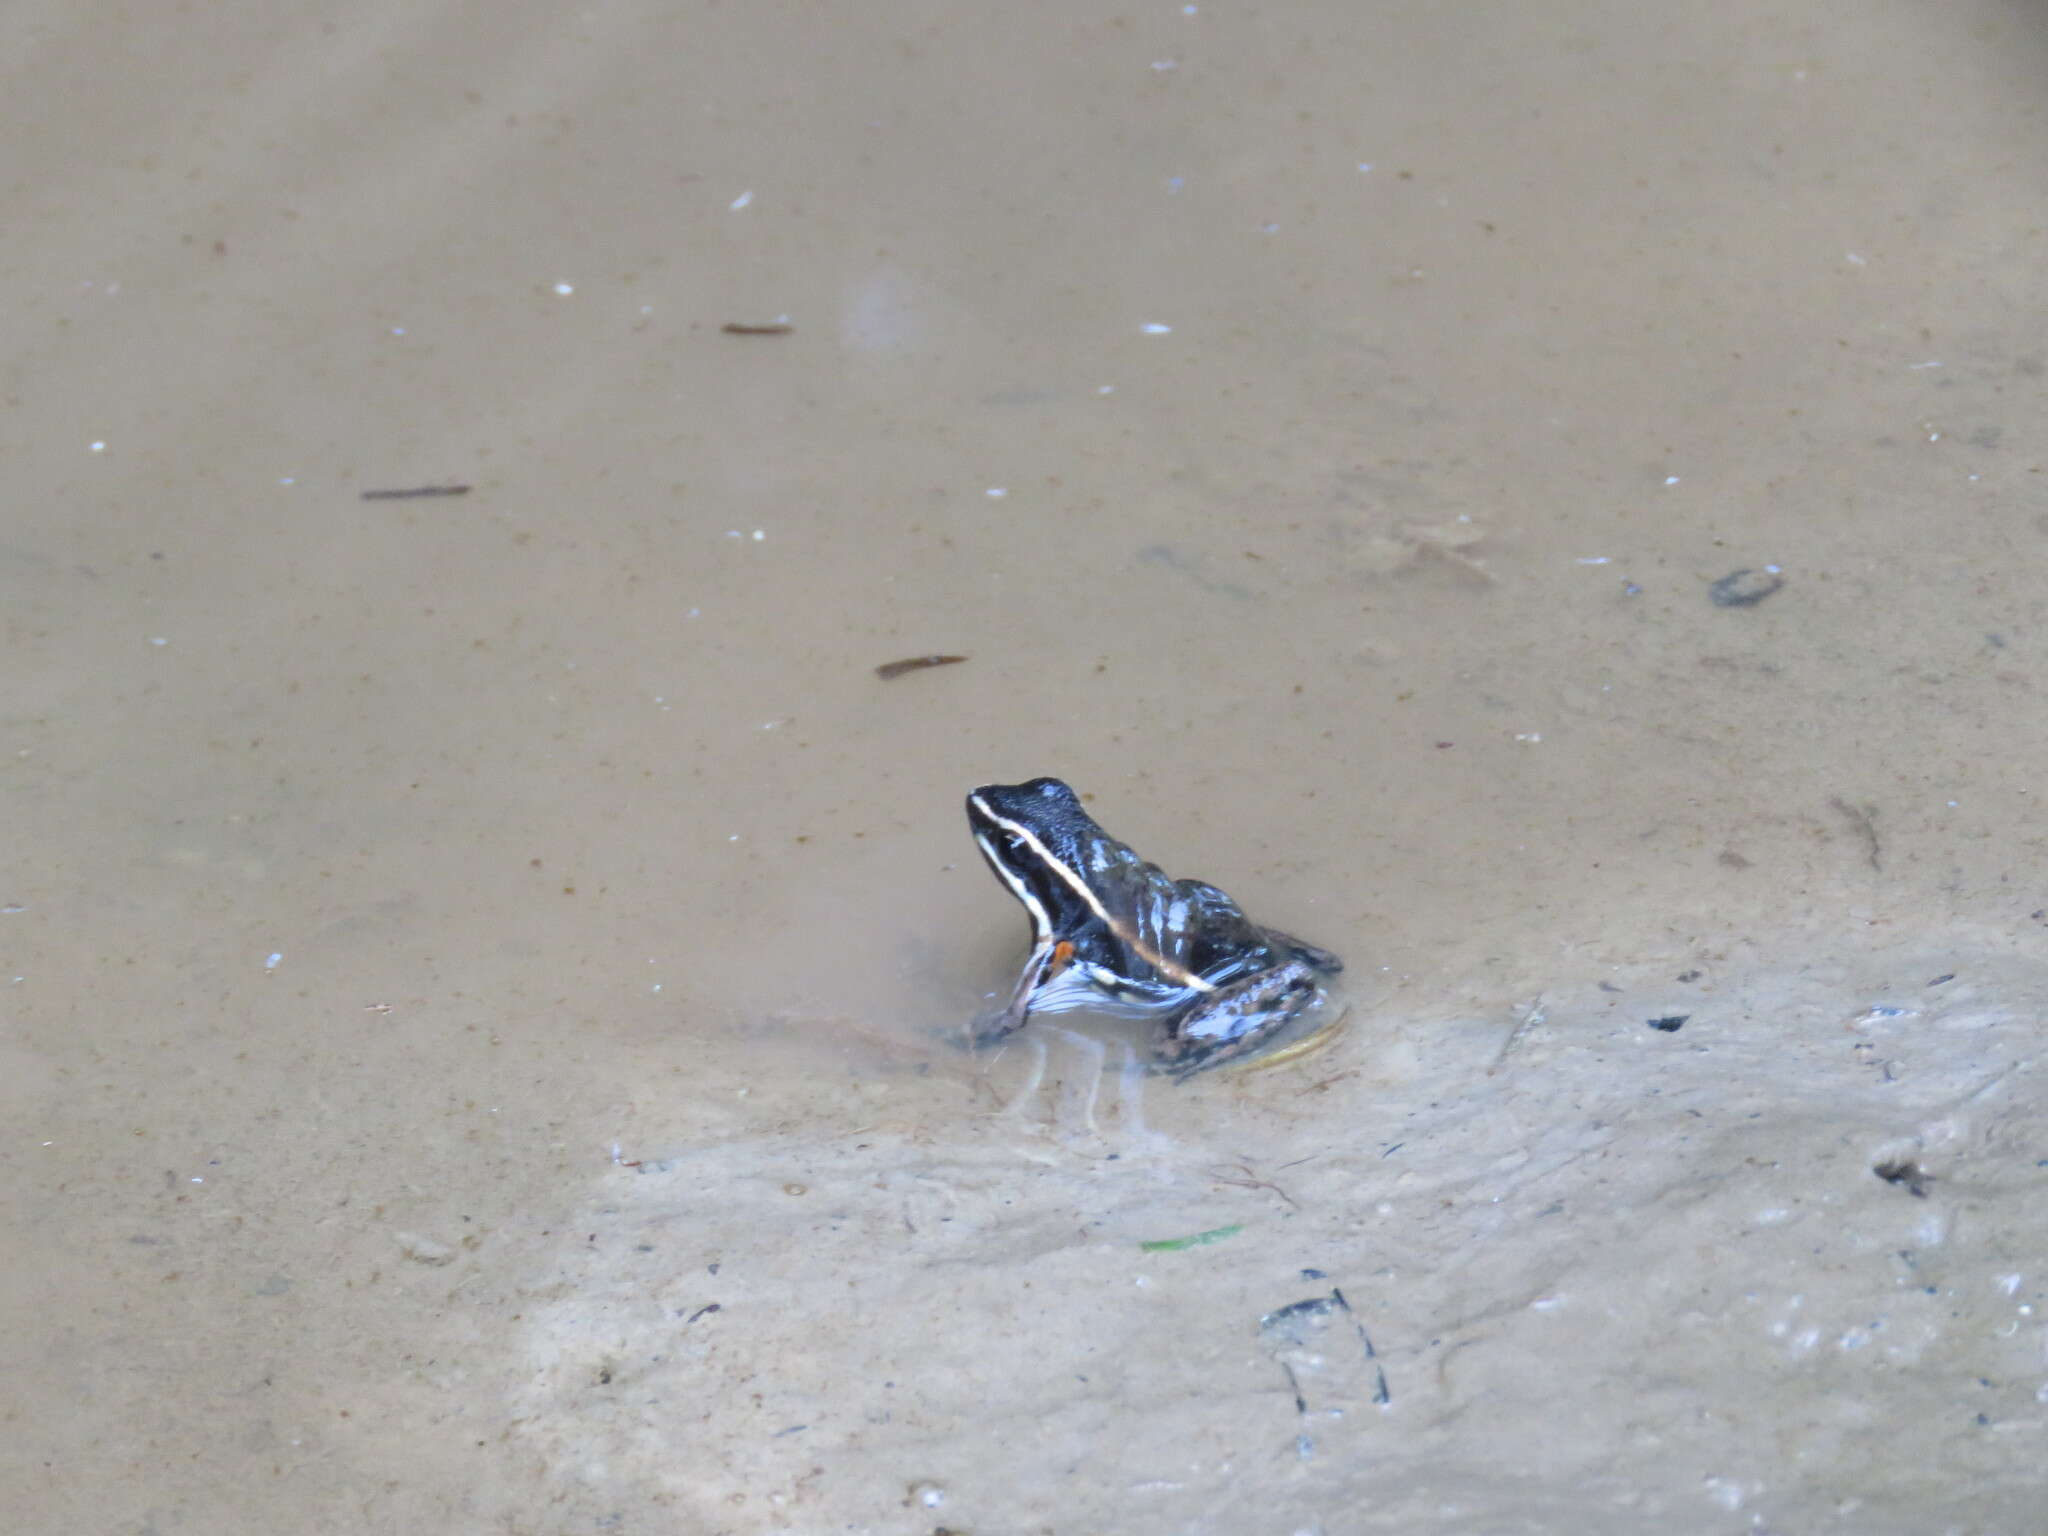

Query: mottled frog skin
left=966, top=777, right=1342, bottom=1076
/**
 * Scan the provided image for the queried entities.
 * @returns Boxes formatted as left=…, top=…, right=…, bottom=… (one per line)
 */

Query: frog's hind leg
left=1265, top=929, right=1344, bottom=975
left=1152, top=966, right=1346, bottom=1080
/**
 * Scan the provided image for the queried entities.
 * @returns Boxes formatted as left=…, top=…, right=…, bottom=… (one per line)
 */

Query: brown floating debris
left=361, top=485, right=472, bottom=501
left=722, top=322, right=794, bottom=335
left=875, top=654, right=968, bottom=681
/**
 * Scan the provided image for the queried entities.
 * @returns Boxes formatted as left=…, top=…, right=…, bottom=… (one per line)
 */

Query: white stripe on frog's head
left=967, top=789, right=1211, bottom=994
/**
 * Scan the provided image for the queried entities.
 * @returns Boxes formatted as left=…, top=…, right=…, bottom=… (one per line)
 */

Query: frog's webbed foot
left=968, top=993, right=1037, bottom=1050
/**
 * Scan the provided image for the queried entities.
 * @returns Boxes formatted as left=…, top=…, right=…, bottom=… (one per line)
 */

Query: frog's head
left=965, top=777, right=1113, bottom=936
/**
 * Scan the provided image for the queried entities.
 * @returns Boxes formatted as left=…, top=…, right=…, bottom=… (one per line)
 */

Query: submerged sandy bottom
left=498, top=930, right=2042, bottom=1534
left=8, top=1, right=2048, bottom=1532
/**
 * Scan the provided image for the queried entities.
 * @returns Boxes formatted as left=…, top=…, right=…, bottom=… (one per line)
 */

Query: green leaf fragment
left=1139, top=1224, right=1244, bottom=1252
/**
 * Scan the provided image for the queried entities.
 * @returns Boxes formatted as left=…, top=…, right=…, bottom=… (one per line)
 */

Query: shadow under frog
left=965, top=777, right=1345, bottom=1078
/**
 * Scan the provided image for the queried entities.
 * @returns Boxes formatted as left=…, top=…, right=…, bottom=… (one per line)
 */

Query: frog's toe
left=965, top=1003, right=1030, bottom=1048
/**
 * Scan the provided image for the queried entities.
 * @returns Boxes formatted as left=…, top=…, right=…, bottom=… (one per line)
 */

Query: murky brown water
left=8, top=2, right=2047, bottom=1531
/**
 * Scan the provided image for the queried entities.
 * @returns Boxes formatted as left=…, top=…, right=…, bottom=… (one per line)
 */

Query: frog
left=965, top=776, right=1344, bottom=1077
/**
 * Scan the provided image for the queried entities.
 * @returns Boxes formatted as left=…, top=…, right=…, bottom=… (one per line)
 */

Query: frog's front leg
left=968, top=936, right=1077, bottom=1047
left=1149, top=958, right=1334, bottom=1079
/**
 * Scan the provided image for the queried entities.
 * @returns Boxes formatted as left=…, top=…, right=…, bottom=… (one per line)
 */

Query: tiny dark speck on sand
left=1709, top=568, right=1784, bottom=607
left=1647, top=1015, right=1689, bottom=1032
left=1873, top=1159, right=1933, bottom=1198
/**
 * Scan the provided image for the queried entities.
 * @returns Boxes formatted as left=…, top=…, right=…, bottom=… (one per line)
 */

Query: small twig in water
left=1829, top=795, right=1882, bottom=872
left=875, top=653, right=968, bottom=681
left=1297, top=1068, right=1361, bottom=1096
left=1489, top=995, right=1546, bottom=1075
left=1205, top=1161, right=1301, bottom=1209
left=360, top=484, right=471, bottom=500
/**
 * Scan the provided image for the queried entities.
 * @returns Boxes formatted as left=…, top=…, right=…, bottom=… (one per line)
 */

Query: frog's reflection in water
left=981, top=1023, right=1150, bottom=1140
left=973, top=988, right=1349, bottom=1146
